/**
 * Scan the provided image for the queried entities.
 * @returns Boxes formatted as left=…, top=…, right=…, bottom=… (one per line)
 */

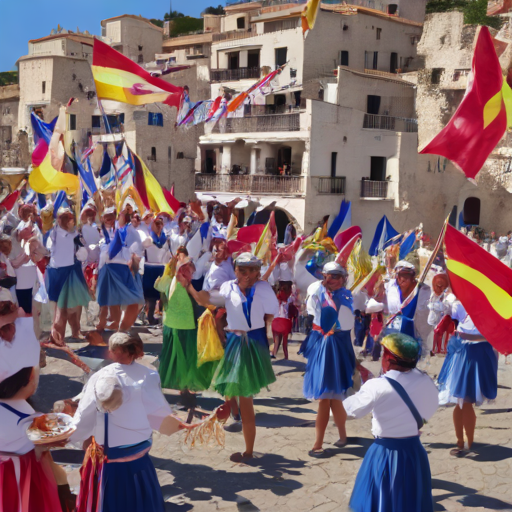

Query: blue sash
left=385, top=376, right=425, bottom=430
left=0, top=402, right=31, bottom=425
left=242, top=286, right=256, bottom=329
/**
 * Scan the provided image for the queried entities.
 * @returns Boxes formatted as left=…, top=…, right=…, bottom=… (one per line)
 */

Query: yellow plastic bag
left=197, top=308, right=224, bottom=366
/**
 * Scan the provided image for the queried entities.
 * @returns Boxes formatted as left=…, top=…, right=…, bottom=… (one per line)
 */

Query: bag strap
left=0, top=402, right=32, bottom=425
left=384, top=376, right=424, bottom=430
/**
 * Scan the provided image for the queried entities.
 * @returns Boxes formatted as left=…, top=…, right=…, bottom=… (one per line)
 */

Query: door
left=228, top=52, right=239, bottom=70
left=275, top=47, right=288, bottom=69
left=370, top=156, right=386, bottom=181
left=463, top=197, right=481, bottom=225
left=277, top=146, right=292, bottom=173
left=205, top=149, right=216, bottom=174
left=390, top=52, right=398, bottom=73
left=247, top=49, right=260, bottom=70
left=275, top=94, right=287, bottom=113
left=367, top=95, right=381, bottom=115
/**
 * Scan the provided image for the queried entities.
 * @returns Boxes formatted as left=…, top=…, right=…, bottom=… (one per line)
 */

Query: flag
left=0, top=191, right=19, bottom=211
left=254, top=211, right=276, bottom=261
left=92, top=39, right=183, bottom=108
left=327, top=200, right=351, bottom=239
left=237, top=224, right=265, bottom=245
left=228, top=68, right=284, bottom=113
left=31, top=112, right=57, bottom=144
left=301, top=0, right=321, bottom=35
left=399, top=231, right=416, bottom=260
left=420, top=27, right=512, bottom=180
left=399, top=291, right=419, bottom=339
left=29, top=154, right=79, bottom=195
left=445, top=224, right=512, bottom=354
left=53, top=190, right=68, bottom=218
left=162, top=186, right=180, bottom=216
left=369, top=215, right=400, bottom=256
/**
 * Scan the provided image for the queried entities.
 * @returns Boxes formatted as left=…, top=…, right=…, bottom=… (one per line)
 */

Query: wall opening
left=370, top=156, right=386, bottom=181
left=463, top=197, right=481, bottom=226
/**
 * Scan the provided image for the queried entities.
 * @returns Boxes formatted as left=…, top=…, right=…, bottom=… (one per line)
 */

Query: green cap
left=381, top=332, right=420, bottom=362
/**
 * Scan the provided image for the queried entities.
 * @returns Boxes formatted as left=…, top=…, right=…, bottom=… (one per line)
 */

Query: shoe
left=224, top=420, right=243, bottom=433
left=270, top=354, right=276, bottom=359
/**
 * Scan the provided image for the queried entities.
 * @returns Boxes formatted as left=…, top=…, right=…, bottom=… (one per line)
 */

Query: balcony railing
left=210, top=67, right=261, bottom=82
left=195, top=173, right=305, bottom=195
left=214, top=113, right=301, bottom=133
left=360, top=180, right=389, bottom=199
left=313, top=176, right=346, bottom=194
left=363, top=114, right=418, bottom=133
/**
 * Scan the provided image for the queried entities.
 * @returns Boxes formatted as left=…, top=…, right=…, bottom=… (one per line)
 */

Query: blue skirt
left=46, top=262, right=91, bottom=309
left=303, top=330, right=356, bottom=400
left=97, top=263, right=144, bottom=307
left=143, top=264, right=165, bottom=300
left=438, top=335, right=498, bottom=406
left=102, top=441, right=164, bottom=512
left=349, top=436, right=433, bottom=512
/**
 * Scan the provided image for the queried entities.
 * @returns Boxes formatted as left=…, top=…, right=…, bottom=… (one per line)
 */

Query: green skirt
left=213, top=328, right=276, bottom=398
left=159, top=326, right=218, bottom=391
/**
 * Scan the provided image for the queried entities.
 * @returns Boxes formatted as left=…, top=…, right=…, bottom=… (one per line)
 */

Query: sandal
left=449, top=448, right=469, bottom=458
left=308, top=449, right=331, bottom=459
left=230, top=452, right=254, bottom=463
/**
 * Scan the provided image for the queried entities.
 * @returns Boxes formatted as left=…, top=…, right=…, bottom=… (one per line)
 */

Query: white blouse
left=220, top=279, right=278, bottom=332
left=47, top=226, right=76, bottom=268
left=343, top=369, right=439, bottom=438
left=71, top=362, right=173, bottom=448
left=203, top=258, right=236, bottom=292
left=0, top=399, right=36, bottom=455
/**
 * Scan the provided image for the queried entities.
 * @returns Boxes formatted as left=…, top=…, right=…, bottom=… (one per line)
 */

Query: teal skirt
left=213, top=328, right=276, bottom=397
left=159, top=326, right=218, bottom=391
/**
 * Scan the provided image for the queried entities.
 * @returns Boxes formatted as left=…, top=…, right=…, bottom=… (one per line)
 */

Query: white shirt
left=10, top=221, right=41, bottom=290
left=169, top=232, right=189, bottom=255
left=47, top=226, right=76, bottom=268
left=144, top=236, right=171, bottom=266
left=71, top=362, right=173, bottom=448
left=306, top=281, right=355, bottom=331
left=452, top=302, right=481, bottom=336
left=98, top=227, right=134, bottom=268
left=343, top=369, right=439, bottom=438
left=203, top=258, right=236, bottom=292
left=220, top=279, right=279, bottom=331
left=0, top=399, right=36, bottom=455
left=82, top=223, right=101, bottom=264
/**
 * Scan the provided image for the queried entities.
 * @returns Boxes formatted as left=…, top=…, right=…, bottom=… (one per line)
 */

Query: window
left=339, top=51, right=349, bottom=66
left=431, top=68, right=443, bottom=85
left=138, top=45, right=143, bottom=51
left=228, top=51, right=240, bottom=70
left=168, top=146, right=172, bottom=162
left=370, top=157, right=386, bottom=181
left=68, top=114, right=76, bottom=130
left=367, top=95, right=381, bottom=115
left=275, top=47, right=287, bottom=69
left=42, top=81, right=46, bottom=94
left=237, top=17, right=245, bottom=29
left=149, top=147, right=157, bottom=161
left=331, top=152, right=337, bottom=178
left=388, top=4, right=398, bottom=15
left=138, top=54, right=143, bottom=63
left=290, top=68, right=297, bottom=78
left=177, top=152, right=184, bottom=159
left=92, top=115, right=101, bottom=128
left=376, top=28, right=382, bottom=40
left=148, top=112, right=163, bottom=127
left=247, top=49, right=260, bottom=69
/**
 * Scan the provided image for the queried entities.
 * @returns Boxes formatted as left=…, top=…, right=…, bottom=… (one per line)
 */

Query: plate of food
left=27, top=413, right=76, bottom=445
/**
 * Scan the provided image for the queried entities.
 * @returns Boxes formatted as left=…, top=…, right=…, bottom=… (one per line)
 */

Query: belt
left=106, top=446, right=150, bottom=464
left=313, top=324, right=337, bottom=336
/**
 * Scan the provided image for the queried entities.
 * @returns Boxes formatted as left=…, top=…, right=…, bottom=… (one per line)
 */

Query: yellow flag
left=301, top=0, right=321, bottom=35
left=29, top=154, right=79, bottom=195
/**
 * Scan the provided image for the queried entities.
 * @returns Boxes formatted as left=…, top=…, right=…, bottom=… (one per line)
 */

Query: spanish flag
left=444, top=224, right=512, bottom=354
left=301, top=0, right=321, bottom=36
left=92, top=39, right=183, bottom=108
left=420, top=27, right=512, bottom=181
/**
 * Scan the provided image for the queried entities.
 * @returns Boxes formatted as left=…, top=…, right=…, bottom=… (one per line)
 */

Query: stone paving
left=32, top=328, right=512, bottom=512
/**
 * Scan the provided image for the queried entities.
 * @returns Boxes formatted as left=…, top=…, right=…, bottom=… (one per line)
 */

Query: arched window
left=463, top=197, right=481, bottom=226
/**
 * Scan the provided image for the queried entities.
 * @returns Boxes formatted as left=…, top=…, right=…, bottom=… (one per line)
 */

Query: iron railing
left=313, top=176, right=346, bottom=194
left=363, top=114, right=418, bottom=133
left=360, top=180, right=389, bottom=198
left=195, top=173, right=305, bottom=195
left=214, top=113, right=301, bottom=133
left=210, top=67, right=261, bottom=82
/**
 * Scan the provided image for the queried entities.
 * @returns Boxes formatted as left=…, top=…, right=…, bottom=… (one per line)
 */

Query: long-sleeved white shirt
left=71, top=362, right=173, bottom=447
left=343, top=369, right=439, bottom=438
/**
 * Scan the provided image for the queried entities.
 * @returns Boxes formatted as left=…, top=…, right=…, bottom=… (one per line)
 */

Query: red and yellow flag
left=92, top=39, right=183, bottom=108
left=420, top=27, right=512, bottom=181
left=301, top=0, right=321, bottom=35
left=444, top=224, right=512, bottom=354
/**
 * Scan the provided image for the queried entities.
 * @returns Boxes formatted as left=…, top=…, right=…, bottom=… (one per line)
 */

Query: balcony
left=363, top=114, right=418, bottom=133
left=312, top=176, right=346, bottom=194
left=210, top=67, right=261, bottom=82
left=213, top=113, right=301, bottom=133
left=360, top=180, right=389, bottom=199
left=195, top=173, right=305, bottom=195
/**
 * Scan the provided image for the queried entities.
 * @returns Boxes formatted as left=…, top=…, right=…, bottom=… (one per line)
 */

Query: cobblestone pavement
left=33, top=328, right=512, bottom=512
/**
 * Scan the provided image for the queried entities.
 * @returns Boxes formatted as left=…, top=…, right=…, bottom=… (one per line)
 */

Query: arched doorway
left=250, top=207, right=298, bottom=243
left=463, top=197, right=481, bottom=226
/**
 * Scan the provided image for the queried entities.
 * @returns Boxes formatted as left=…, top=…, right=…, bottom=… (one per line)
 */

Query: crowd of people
left=0, top=190, right=501, bottom=512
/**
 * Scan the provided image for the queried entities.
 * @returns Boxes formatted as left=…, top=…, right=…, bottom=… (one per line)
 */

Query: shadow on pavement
left=480, top=408, right=512, bottom=415
left=154, top=452, right=305, bottom=511
left=428, top=442, right=512, bottom=462
left=432, top=478, right=512, bottom=511
left=32, top=373, right=85, bottom=412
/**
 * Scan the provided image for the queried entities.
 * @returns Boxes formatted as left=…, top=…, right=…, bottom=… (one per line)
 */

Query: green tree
left=150, top=18, right=164, bottom=28
left=203, top=5, right=225, bottom=15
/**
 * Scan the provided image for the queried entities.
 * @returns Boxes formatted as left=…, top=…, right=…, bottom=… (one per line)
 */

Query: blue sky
left=0, top=0, right=219, bottom=71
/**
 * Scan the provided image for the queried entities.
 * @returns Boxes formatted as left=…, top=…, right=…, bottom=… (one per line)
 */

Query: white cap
left=182, top=216, right=192, bottom=224
left=0, top=319, right=40, bottom=382
left=0, top=288, right=14, bottom=302
left=95, top=374, right=123, bottom=413
left=366, top=298, right=384, bottom=314
left=322, top=261, right=347, bottom=276
left=235, top=252, right=262, bottom=268
left=103, top=206, right=116, bottom=216
left=395, top=260, right=416, bottom=274
left=122, top=196, right=138, bottom=212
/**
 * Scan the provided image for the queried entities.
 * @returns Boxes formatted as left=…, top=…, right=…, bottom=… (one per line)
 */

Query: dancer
left=191, top=252, right=278, bottom=462
left=71, top=332, right=193, bottom=512
left=46, top=207, right=90, bottom=343
left=438, top=301, right=498, bottom=456
left=271, top=280, right=295, bottom=359
left=345, top=333, right=438, bottom=512
left=302, top=262, right=357, bottom=457
left=157, top=257, right=218, bottom=398
left=96, top=207, right=144, bottom=332
left=142, top=215, right=170, bottom=325
left=427, top=272, right=451, bottom=354
left=0, top=292, right=63, bottom=512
